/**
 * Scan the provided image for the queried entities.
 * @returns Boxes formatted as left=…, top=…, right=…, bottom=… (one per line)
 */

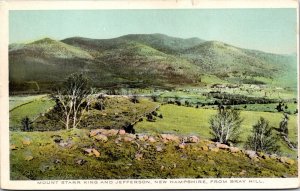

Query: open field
left=9, top=96, right=55, bottom=130
left=9, top=94, right=48, bottom=111
left=135, top=104, right=298, bottom=158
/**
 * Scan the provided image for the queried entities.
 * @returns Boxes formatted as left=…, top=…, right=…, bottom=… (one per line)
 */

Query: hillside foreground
left=10, top=128, right=297, bottom=180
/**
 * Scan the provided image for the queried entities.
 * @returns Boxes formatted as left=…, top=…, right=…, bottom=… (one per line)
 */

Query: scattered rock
left=94, top=134, right=108, bottom=142
left=115, top=137, right=122, bottom=144
left=280, top=157, right=295, bottom=165
left=125, top=134, right=136, bottom=139
left=148, top=136, right=156, bottom=143
left=22, top=138, right=31, bottom=146
left=89, top=129, right=101, bottom=137
left=161, top=134, right=180, bottom=143
left=200, top=145, right=209, bottom=151
left=83, top=148, right=93, bottom=156
left=10, top=144, right=17, bottom=150
left=245, top=150, right=258, bottom=160
left=135, top=153, right=143, bottom=160
left=24, top=155, right=33, bottom=161
left=75, top=159, right=87, bottom=165
left=118, top=129, right=126, bottom=135
left=229, top=147, right=240, bottom=153
left=103, top=129, right=118, bottom=136
left=156, top=145, right=163, bottom=152
left=137, top=134, right=149, bottom=141
left=187, top=136, right=199, bottom=143
left=53, top=159, right=62, bottom=164
left=257, top=152, right=269, bottom=159
left=178, top=143, right=186, bottom=149
left=239, top=170, right=247, bottom=176
left=123, top=137, right=134, bottom=142
left=216, top=143, right=229, bottom=149
left=270, top=154, right=278, bottom=159
left=92, top=148, right=101, bottom=157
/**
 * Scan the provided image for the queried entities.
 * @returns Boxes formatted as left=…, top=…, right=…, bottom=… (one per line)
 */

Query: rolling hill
left=9, top=34, right=297, bottom=93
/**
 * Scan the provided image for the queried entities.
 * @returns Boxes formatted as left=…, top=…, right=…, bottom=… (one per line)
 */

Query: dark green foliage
left=245, top=117, right=280, bottom=153
left=276, top=103, right=283, bottom=112
left=209, top=108, right=243, bottom=144
left=21, top=116, right=33, bottom=131
left=130, top=96, right=139, bottom=104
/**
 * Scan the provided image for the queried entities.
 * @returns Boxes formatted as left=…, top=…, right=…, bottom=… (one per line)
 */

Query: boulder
left=75, top=159, right=87, bottom=165
left=103, top=129, right=118, bottom=136
left=270, top=154, right=278, bottom=160
left=178, top=143, right=186, bottom=149
left=92, top=148, right=100, bottom=157
left=118, top=129, right=126, bottom=135
left=123, top=137, right=134, bottom=142
left=216, top=143, right=229, bottom=149
left=135, top=153, right=143, bottom=161
left=239, top=170, right=247, bottom=176
left=148, top=136, right=156, bottom=143
left=94, top=134, right=108, bottom=142
left=137, top=134, right=149, bottom=141
left=161, top=134, right=180, bottom=143
left=89, top=129, right=101, bottom=137
left=187, top=136, right=200, bottom=143
left=83, top=148, right=93, bottom=156
left=10, top=144, right=17, bottom=150
left=200, top=145, right=209, bottom=151
left=229, top=147, right=240, bottom=153
left=126, top=134, right=136, bottom=139
left=156, top=145, right=163, bottom=152
left=245, top=150, right=258, bottom=160
left=24, top=155, right=33, bottom=161
left=280, top=157, right=295, bottom=165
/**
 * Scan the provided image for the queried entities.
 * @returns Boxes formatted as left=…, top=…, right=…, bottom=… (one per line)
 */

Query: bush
left=279, top=113, right=289, bottom=136
left=245, top=117, right=280, bottom=153
left=21, top=116, right=33, bottom=131
left=209, top=107, right=243, bottom=144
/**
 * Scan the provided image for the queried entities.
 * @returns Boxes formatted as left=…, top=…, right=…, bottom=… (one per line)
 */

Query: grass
left=9, top=96, right=55, bottom=130
left=9, top=94, right=48, bottom=111
left=10, top=129, right=298, bottom=180
left=135, top=104, right=298, bottom=158
left=32, top=96, right=159, bottom=131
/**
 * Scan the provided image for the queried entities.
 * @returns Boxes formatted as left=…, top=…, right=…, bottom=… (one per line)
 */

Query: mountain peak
left=30, top=37, right=58, bottom=45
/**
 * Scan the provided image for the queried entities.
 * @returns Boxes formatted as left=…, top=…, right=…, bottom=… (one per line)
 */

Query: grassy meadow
left=135, top=104, right=298, bottom=158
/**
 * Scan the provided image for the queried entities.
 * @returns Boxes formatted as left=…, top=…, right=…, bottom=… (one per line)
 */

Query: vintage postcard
left=0, top=0, right=299, bottom=189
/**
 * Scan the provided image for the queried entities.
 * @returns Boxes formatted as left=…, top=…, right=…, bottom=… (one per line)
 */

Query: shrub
left=209, top=107, right=243, bottom=144
left=245, top=117, right=280, bottom=153
left=21, top=116, right=33, bottom=131
left=279, top=113, right=289, bottom=136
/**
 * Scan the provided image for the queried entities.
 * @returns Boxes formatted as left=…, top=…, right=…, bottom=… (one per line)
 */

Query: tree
left=245, top=117, right=279, bottom=153
left=279, top=113, right=289, bottom=136
left=209, top=107, right=243, bottom=144
left=21, top=116, right=33, bottom=131
left=52, top=73, right=93, bottom=130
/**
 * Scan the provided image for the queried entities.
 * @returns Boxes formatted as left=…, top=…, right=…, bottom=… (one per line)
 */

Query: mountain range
left=9, top=33, right=297, bottom=92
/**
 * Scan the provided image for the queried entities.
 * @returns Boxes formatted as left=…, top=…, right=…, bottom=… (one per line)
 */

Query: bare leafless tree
left=52, top=73, right=93, bottom=129
left=209, top=107, right=243, bottom=144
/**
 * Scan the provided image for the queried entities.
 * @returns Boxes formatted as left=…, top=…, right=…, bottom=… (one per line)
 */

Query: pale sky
left=9, top=9, right=297, bottom=54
